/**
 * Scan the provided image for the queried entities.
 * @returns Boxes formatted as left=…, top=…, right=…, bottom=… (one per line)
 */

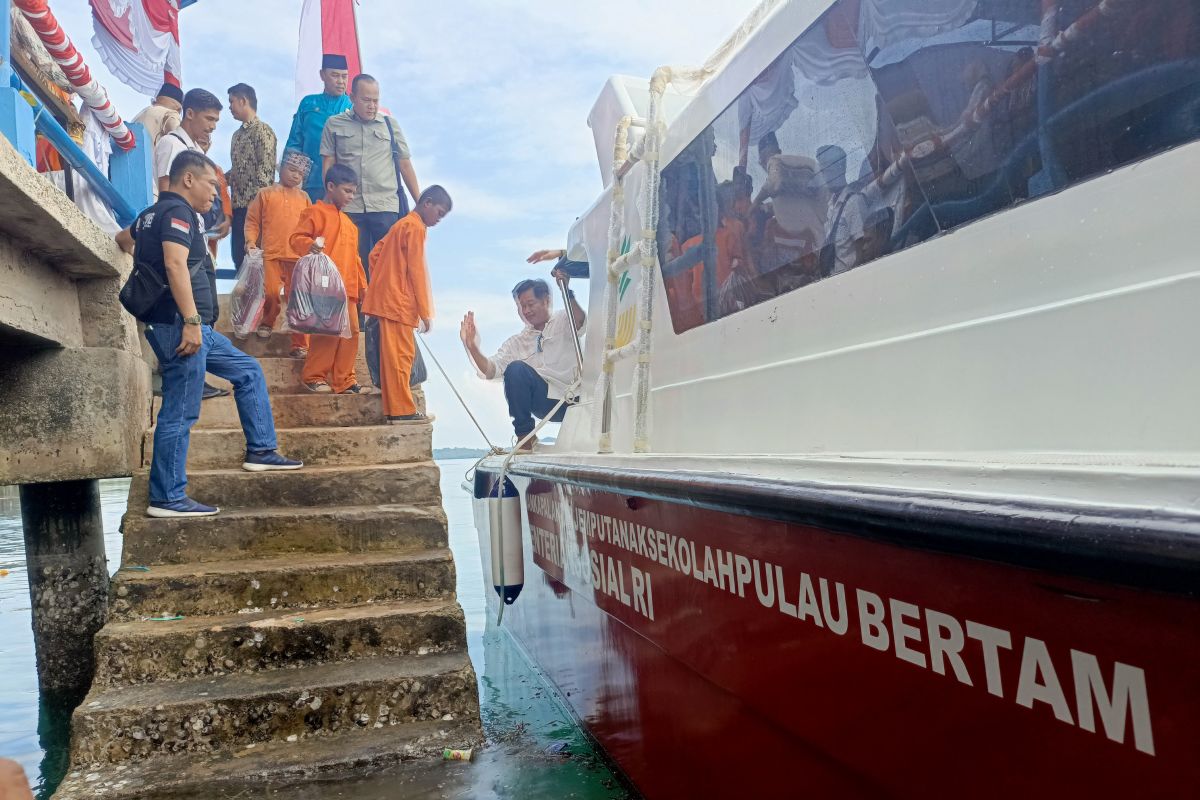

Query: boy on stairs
left=364, top=186, right=452, bottom=423
left=245, top=149, right=313, bottom=357
left=289, top=163, right=375, bottom=395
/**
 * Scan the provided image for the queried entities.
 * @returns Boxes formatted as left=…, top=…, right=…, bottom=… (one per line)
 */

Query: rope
left=415, top=332, right=502, bottom=455
left=415, top=330, right=581, bottom=627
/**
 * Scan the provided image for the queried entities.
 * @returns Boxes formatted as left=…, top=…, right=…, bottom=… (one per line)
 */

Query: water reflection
left=0, top=479, right=126, bottom=799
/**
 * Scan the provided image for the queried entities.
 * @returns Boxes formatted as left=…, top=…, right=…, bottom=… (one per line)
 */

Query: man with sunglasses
left=460, top=277, right=586, bottom=452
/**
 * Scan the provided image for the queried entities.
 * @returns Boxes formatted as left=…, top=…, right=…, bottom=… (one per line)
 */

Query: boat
left=468, top=1, right=1200, bottom=796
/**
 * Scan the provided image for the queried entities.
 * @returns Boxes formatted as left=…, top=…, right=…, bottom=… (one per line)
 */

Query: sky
left=53, top=0, right=763, bottom=448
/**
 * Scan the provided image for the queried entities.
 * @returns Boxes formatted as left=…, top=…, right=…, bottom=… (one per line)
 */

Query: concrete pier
left=19, top=479, right=110, bottom=694
left=0, top=132, right=150, bottom=696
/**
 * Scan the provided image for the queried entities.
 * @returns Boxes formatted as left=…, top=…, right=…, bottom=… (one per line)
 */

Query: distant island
left=433, top=437, right=556, bottom=461
left=433, top=447, right=490, bottom=460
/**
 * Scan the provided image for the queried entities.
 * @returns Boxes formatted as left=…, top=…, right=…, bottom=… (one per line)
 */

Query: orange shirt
left=289, top=201, right=368, bottom=302
left=362, top=211, right=432, bottom=327
left=687, top=220, right=749, bottom=303
left=245, top=184, right=311, bottom=262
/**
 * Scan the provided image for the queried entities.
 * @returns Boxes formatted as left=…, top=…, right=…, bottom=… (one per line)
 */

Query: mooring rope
left=416, top=331, right=580, bottom=626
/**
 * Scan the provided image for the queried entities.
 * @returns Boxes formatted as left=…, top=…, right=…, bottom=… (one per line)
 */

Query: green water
left=0, top=461, right=635, bottom=799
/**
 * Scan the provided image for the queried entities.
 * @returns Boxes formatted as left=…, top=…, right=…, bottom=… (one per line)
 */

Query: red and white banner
left=89, top=0, right=183, bottom=97
left=13, top=0, right=136, bottom=150
left=295, top=0, right=362, bottom=101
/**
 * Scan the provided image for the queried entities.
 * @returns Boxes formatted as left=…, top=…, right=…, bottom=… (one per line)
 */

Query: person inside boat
left=459, top=278, right=586, bottom=453
left=751, top=132, right=828, bottom=293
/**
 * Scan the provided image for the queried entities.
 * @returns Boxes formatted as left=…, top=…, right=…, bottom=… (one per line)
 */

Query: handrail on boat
left=597, top=68, right=673, bottom=455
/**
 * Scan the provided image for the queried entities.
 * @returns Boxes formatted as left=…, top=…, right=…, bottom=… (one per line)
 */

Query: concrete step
left=67, top=651, right=480, bottom=767
left=121, top=504, right=447, bottom=566
left=143, top=423, right=432, bottom=470
left=94, top=599, right=467, bottom=688
left=227, top=330, right=302, bottom=359
left=175, top=392, right=386, bottom=430
left=55, top=717, right=480, bottom=799
left=126, top=462, right=441, bottom=510
left=206, top=357, right=307, bottom=395
left=108, top=549, right=456, bottom=622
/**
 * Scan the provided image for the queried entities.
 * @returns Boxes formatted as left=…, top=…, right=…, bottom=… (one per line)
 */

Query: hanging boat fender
left=475, top=470, right=524, bottom=604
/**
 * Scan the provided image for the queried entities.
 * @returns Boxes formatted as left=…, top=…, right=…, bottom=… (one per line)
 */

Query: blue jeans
left=145, top=322, right=277, bottom=503
left=503, top=361, right=568, bottom=438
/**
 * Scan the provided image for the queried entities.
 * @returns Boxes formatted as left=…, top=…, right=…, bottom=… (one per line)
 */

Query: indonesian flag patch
left=170, top=217, right=191, bottom=235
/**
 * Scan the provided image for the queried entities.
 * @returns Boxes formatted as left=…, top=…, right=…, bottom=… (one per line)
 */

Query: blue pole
left=0, top=0, right=11, bottom=86
left=10, top=73, right=139, bottom=226
left=0, top=0, right=35, bottom=165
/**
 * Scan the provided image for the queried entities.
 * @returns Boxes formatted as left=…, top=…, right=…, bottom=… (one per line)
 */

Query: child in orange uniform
left=245, top=149, right=313, bottom=356
left=288, top=163, right=373, bottom=395
left=363, top=186, right=453, bottom=422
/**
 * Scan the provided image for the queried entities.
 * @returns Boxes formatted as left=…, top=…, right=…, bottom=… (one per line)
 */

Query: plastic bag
left=229, top=249, right=267, bottom=338
left=287, top=252, right=351, bottom=338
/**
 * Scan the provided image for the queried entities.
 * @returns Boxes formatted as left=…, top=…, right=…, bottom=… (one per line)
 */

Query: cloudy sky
left=54, top=0, right=761, bottom=448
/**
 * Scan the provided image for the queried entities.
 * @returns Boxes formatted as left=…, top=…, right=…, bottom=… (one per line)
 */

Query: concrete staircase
left=55, top=329, right=480, bottom=798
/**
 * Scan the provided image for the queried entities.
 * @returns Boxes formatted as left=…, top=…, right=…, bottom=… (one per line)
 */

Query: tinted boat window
left=867, top=0, right=1200, bottom=230
left=658, top=0, right=1200, bottom=333
left=660, top=1, right=932, bottom=332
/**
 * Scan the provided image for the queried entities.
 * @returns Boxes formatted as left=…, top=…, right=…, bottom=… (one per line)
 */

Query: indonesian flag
left=296, top=0, right=362, bottom=101
left=90, top=0, right=183, bottom=97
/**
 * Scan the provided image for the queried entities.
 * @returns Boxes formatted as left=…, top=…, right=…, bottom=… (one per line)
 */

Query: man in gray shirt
left=321, top=73, right=420, bottom=269
left=321, top=73, right=422, bottom=388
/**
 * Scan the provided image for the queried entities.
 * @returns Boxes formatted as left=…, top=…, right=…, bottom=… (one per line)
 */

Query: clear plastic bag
left=287, top=252, right=351, bottom=338
left=229, top=249, right=267, bottom=338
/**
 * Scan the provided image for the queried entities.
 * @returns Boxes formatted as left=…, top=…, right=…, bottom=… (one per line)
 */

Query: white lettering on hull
left=550, top=501, right=1159, bottom=757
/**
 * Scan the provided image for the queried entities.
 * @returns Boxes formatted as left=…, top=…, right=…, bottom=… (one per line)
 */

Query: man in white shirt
left=154, top=88, right=222, bottom=195
left=460, top=276, right=586, bottom=451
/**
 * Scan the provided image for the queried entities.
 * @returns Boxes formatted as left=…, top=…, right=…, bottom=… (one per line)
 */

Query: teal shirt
left=286, top=92, right=352, bottom=194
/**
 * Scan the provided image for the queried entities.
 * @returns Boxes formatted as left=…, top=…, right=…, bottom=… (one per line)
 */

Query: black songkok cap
left=322, top=53, right=349, bottom=70
left=158, top=82, right=184, bottom=103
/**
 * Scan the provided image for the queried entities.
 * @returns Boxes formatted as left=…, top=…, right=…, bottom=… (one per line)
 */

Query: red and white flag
left=296, top=0, right=362, bottom=101
left=90, top=0, right=183, bottom=97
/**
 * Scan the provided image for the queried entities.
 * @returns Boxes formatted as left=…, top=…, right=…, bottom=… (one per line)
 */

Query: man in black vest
left=117, top=151, right=303, bottom=518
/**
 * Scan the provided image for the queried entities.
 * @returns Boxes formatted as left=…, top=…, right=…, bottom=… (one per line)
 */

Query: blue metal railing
left=0, top=0, right=154, bottom=229
left=10, top=73, right=143, bottom=227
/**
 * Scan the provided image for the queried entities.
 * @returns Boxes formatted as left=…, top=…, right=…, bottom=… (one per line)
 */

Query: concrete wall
left=0, top=134, right=151, bottom=484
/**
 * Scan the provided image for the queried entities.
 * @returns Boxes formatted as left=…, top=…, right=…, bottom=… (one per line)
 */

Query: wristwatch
left=182, top=314, right=202, bottom=326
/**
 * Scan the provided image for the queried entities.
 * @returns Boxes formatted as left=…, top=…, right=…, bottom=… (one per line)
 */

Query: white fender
left=486, top=477, right=524, bottom=604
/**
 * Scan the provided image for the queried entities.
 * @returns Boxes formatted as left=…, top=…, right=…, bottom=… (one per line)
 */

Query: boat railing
left=597, top=68, right=674, bottom=455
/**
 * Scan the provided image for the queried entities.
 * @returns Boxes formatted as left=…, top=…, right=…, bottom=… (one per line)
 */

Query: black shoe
left=386, top=413, right=429, bottom=424
left=202, top=382, right=230, bottom=400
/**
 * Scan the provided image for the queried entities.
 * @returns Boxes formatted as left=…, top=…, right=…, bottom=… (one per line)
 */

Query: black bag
left=410, top=346, right=427, bottom=386
left=119, top=260, right=168, bottom=321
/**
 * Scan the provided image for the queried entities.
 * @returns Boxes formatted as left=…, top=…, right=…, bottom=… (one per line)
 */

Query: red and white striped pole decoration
left=13, top=0, right=136, bottom=151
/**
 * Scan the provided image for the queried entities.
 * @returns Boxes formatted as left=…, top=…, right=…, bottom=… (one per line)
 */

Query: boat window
left=658, top=0, right=1200, bottom=333
left=867, top=0, right=1200, bottom=231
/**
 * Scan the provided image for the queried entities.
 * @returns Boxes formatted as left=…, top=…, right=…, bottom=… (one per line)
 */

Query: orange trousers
left=378, top=317, right=417, bottom=416
left=261, top=258, right=309, bottom=350
left=302, top=307, right=360, bottom=392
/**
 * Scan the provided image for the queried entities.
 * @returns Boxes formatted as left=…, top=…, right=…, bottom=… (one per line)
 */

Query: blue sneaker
left=242, top=450, right=304, bottom=472
left=147, top=497, right=220, bottom=518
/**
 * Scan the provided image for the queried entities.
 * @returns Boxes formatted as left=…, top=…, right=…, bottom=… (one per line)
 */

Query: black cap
left=321, top=53, right=348, bottom=70
left=158, top=82, right=184, bottom=103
